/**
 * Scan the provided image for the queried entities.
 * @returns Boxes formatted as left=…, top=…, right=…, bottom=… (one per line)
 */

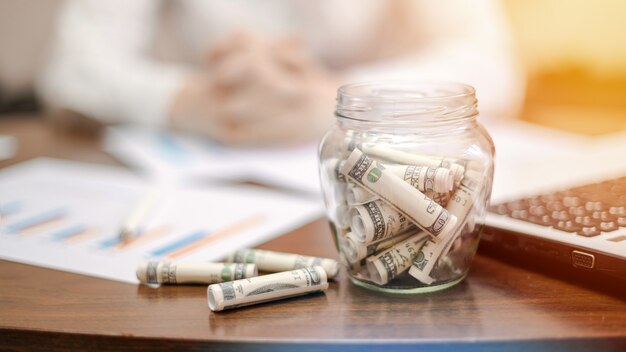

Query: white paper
left=103, top=126, right=322, bottom=195
left=0, top=158, right=323, bottom=283
left=485, top=120, right=626, bottom=202
left=0, top=135, right=17, bottom=161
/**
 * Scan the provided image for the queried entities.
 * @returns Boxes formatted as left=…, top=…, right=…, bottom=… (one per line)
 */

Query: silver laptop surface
left=482, top=121, right=626, bottom=279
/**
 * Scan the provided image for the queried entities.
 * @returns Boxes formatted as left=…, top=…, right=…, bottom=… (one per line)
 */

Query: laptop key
left=577, top=226, right=601, bottom=237
left=489, top=176, right=626, bottom=237
left=599, top=221, right=619, bottom=232
left=555, top=220, right=580, bottom=233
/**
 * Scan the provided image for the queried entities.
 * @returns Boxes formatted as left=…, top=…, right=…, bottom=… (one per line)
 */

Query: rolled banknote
left=328, top=157, right=347, bottom=183
left=340, top=148, right=458, bottom=240
left=427, top=191, right=451, bottom=207
left=407, top=230, right=456, bottom=285
left=348, top=173, right=451, bottom=205
left=226, top=248, right=339, bottom=279
left=337, top=228, right=371, bottom=272
left=326, top=158, right=348, bottom=198
left=207, top=266, right=328, bottom=311
left=335, top=201, right=351, bottom=230
left=446, top=171, right=480, bottom=225
left=408, top=171, right=481, bottom=284
left=349, top=200, right=415, bottom=243
left=361, top=145, right=465, bottom=185
left=365, top=232, right=430, bottom=285
left=347, top=183, right=378, bottom=205
left=136, top=261, right=257, bottom=285
left=386, top=164, right=454, bottom=193
left=343, top=231, right=414, bottom=264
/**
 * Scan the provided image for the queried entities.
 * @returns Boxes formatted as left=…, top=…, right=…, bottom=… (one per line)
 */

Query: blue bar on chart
left=151, top=229, right=207, bottom=257
left=52, top=224, right=87, bottom=241
left=100, top=236, right=122, bottom=249
left=0, top=201, right=21, bottom=216
left=156, top=133, right=189, bottom=165
left=99, top=231, right=144, bottom=249
left=5, top=208, right=66, bottom=234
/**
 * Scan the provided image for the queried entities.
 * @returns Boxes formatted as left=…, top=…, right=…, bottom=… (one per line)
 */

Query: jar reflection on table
left=318, top=82, right=495, bottom=293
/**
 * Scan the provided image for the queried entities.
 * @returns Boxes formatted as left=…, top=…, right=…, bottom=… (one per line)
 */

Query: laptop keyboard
left=489, top=176, right=626, bottom=239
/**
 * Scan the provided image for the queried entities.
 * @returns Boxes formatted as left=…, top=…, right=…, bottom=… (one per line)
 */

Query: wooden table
left=1, top=114, right=626, bottom=351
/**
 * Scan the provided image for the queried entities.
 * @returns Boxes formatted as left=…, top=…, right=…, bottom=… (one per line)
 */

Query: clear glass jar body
left=318, top=82, right=495, bottom=293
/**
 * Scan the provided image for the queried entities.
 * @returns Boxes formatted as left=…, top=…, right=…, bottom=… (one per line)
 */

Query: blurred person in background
left=37, top=0, right=525, bottom=146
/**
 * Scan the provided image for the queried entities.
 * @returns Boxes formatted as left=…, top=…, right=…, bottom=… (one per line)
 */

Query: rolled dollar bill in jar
left=318, top=82, right=494, bottom=293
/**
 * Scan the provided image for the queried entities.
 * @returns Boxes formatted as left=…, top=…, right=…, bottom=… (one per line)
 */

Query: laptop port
left=571, top=250, right=595, bottom=269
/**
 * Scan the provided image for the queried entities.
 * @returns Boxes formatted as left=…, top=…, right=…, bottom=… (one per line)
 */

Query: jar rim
left=335, top=81, right=478, bottom=124
left=338, top=81, right=476, bottom=102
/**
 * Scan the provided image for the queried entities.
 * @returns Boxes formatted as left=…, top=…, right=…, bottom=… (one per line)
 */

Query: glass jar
left=318, top=82, right=494, bottom=293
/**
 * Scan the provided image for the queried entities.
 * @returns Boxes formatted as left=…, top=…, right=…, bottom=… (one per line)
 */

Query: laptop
left=480, top=121, right=626, bottom=280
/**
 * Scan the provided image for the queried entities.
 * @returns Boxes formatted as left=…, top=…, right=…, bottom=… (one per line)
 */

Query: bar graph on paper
left=0, top=158, right=322, bottom=283
left=104, top=126, right=322, bottom=194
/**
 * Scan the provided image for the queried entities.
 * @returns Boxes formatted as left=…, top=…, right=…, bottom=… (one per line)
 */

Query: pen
left=119, top=190, right=159, bottom=242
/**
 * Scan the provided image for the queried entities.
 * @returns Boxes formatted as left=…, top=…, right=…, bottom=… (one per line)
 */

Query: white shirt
left=37, top=0, right=524, bottom=126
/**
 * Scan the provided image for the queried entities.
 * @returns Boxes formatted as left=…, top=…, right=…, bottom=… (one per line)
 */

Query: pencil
left=118, top=190, right=159, bottom=242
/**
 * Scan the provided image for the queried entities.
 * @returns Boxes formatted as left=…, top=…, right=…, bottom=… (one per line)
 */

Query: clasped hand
left=171, top=31, right=339, bottom=146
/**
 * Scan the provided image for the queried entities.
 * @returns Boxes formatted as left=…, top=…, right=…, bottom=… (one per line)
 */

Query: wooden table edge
left=3, top=327, right=626, bottom=351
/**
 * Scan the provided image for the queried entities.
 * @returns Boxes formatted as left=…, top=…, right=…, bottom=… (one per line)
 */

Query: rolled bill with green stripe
left=226, top=249, right=339, bottom=279
left=208, top=266, right=328, bottom=312
left=340, top=148, right=458, bottom=240
left=136, top=261, right=257, bottom=285
left=361, top=145, right=465, bottom=185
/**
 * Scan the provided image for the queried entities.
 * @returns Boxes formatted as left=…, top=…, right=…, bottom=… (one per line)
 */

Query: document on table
left=0, top=158, right=323, bottom=283
left=485, top=120, right=626, bottom=202
left=103, top=126, right=322, bottom=194
left=0, top=135, right=17, bottom=161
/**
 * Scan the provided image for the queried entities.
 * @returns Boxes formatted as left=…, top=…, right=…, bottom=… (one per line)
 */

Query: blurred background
left=504, top=0, right=626, bottom=135
left=0, top=0, right=624, bottom=136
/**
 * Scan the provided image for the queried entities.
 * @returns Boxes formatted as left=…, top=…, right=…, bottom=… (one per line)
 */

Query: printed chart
left=0, top=158, right=323, bottom=283
left=103, top=126, right=321, bottom=194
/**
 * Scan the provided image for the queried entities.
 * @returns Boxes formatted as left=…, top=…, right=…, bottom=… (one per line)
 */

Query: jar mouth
left=336, top=81, right=478, bottom=123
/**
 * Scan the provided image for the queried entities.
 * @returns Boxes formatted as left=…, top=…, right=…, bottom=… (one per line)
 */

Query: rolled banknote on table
left=340, top=148, right=458, bottom=240
left=349, top=200, right=415, bottom=243
left=208, top=266, right=328, bottom=311
left=136, top=261, right=257, bottom=285
left=365, top=232, right=430, bottom=285
left=226, top=248, right=339, bottom=279
left=361, top=145, right=465, bottom=185
left=343, top=231, right=414, bottom=264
